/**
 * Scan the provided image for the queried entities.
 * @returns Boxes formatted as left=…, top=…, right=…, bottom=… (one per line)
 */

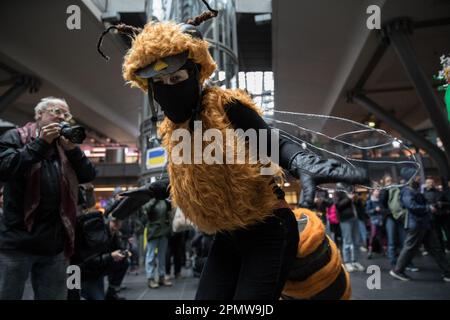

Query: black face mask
left=152, top=73, right=200, bottom=124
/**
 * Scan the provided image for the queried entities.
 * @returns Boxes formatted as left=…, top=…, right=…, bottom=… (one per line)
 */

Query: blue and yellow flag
left=146, top=147, right=167, bottom=169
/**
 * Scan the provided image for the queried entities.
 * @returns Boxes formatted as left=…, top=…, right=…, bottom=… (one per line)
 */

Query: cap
left=135, top=51, right=189, bottom=79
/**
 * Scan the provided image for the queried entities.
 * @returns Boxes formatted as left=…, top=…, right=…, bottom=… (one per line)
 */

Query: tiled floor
left=21, top=250, right=450, bottom=300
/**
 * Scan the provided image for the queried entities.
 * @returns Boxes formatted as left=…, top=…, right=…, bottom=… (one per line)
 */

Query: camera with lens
left=120, top=250, right=130, bottom=257
left=59, top=122, right=86, bottom=144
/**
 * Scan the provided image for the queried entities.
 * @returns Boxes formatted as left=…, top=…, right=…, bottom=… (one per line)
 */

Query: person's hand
left=299, top=173, right=316, bottom=209
left=59, top=136, right=77, bottom=150
left=111, top=250, right=125, bottom=262
left=39, top=123, right=61, bottom=144
left=375, top=206, right=380, bottom=212
left=148, top=178, right=171, bottom=200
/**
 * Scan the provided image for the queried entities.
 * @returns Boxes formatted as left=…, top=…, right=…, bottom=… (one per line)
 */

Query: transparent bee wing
left=263, top=109, right=421, bottom=191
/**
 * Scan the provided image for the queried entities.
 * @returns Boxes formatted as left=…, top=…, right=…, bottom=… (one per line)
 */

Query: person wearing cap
left=110, top=8, right=368, bottom=299
left=389, top=168, right=450, bottom=282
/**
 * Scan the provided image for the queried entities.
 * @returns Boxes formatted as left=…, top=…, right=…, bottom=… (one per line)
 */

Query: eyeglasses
left=46, top=107, right=72, bottom=121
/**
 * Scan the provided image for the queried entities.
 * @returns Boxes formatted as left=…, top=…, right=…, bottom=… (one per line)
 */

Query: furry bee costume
left=99, top=1, right=366, bottom=300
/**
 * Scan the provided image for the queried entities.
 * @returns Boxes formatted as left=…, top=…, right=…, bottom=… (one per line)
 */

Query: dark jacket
left=379, top=188, right=391, bottom=219
left=423, top=187, right=443, bottom=218
left=76, top=218, right=125, bottom=281
left=439, top=189, right=450, bottom=216
left=142, top=198, right=172, bottom=240
left=335, top=192, right=365, bottom=222
left=120, top=212, right=145, bottom=239
left=0, top=128, right=96, bottom=255
left=366, top=197, right=383, bottom=226
left=400, top=186, right=431, bottom=230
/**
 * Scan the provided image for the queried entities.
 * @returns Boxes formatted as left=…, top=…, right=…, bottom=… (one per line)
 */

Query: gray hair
left=34, top=97, right=69, bottom=120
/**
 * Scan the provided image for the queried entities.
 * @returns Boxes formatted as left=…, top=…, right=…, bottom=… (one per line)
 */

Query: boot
left=367, top=247, right=373, bottom=259
left=159, top=276, right=173, bottom=287
left=105, top=287, right=126, bottom=300
left=148, top=279, right=159, bottom=289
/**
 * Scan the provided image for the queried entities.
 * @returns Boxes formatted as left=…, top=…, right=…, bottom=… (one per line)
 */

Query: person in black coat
left=335, top=187, right=365, bottom=273
left=0, top=97, right=96, bottom=300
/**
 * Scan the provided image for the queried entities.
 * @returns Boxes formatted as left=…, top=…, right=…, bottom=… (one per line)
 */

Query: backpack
left=388, top=188, right=407, bottom=221
left=172, top=207, right=194, bottom=233
left=73, top=211, right=110, bottom=263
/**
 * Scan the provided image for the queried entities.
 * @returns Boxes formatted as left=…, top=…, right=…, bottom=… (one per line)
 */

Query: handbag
left=172, top=207, right=194, bottom=232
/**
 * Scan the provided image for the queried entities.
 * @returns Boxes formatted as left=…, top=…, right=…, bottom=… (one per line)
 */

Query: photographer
left=0, top=97, right=96, bottom=300
left=75, top=215, right=130, bottom=300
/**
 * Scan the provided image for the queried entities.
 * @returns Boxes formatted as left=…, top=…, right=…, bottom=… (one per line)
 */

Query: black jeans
left=80, top=258, right=129, bottom=300
left=195, top=208, right=299, bottom=300
left=434, top=215, right=450, bottom=251
left=166, top=232, right=186, bottom=275
left=395, top=227, right=450, bottom=276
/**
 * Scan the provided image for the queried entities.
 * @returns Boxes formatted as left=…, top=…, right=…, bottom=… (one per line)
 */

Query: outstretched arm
left=225, top=100, right=369, bottom=208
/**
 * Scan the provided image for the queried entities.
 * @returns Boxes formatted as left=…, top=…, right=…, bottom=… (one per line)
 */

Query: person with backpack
left=69, top=187, right=130, bottom=300
left=389, top=168, right=450, bottom=282
left=142, top=197, right=173, bottom=289
left=78, top=216, right=130, bottom=300
left=379, top=175, right=410, bottom=268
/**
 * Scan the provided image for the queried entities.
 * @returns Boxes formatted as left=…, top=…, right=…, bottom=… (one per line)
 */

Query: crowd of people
left=314, top=172, right=450, bottom=282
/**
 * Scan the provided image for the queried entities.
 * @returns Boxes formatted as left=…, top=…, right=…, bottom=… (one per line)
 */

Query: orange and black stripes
left=282, top=208, right=351, bottom=300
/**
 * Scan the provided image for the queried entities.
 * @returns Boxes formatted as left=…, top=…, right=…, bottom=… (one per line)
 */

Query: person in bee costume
left=98, top=0, right=368, bottom=299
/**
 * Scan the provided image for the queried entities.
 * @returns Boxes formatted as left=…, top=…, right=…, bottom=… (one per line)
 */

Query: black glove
left=148, top=178, right=171, bottom=200
left=111, top=179, right=171, bottom=219
left=289, top=150, right=369, bottom=208
left=298, top=173, right=316, bottom=209
left=119, top=178, right=170, bottom=201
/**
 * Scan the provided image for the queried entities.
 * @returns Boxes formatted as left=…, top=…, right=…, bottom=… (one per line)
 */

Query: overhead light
left=95, top=187, right=126, bottom=192
left=254, top=13, right=271, bottom=25
left=392, top=140, right=401, bottom=148
left=368, top=121, right=376, bottom=128
left=284, top=182, right=290, bottom=187
left=94, top=187, right=116, bottom=192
